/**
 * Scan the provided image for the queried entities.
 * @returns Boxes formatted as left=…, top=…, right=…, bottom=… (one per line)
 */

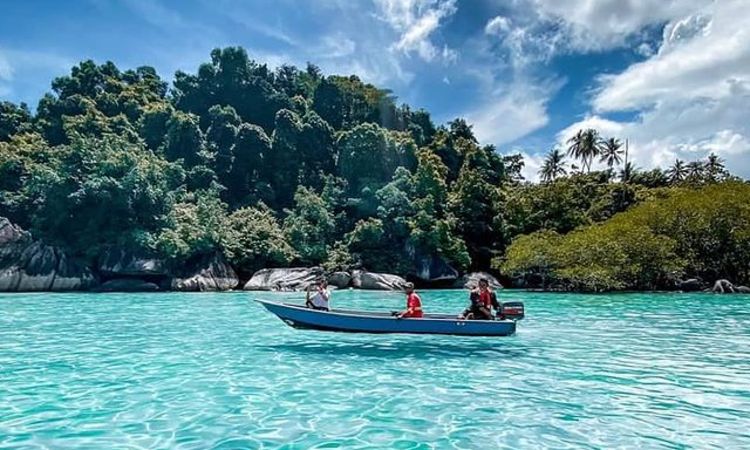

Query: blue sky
left=1, top=0, right=748, bottom=179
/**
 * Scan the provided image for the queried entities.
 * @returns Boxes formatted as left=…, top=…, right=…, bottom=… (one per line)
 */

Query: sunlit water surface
left=1, top=290, right=749, bottom=449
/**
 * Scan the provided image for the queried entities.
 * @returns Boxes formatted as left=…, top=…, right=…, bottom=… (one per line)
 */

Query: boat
left=255, top=299, right=525, bottom=336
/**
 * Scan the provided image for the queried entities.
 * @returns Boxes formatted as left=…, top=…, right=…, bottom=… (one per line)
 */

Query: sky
left=1, top=0, right=749, bottom=180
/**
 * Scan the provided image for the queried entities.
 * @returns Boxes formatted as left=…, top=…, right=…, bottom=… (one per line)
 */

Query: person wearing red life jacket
left=396, top=282, right=423, bottom=318
left=459, top=278, right=500, bottom=320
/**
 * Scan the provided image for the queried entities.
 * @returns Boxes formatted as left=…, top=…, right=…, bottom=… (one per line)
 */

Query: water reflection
left=257, top=340, right=533, bottom=359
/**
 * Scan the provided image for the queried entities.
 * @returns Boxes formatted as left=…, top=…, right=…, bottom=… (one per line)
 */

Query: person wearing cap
left=305, top=279, right=331, bottom=311
left=396, top=282, right=423, bottom=318
left=459, top=278, right=500, bottom=320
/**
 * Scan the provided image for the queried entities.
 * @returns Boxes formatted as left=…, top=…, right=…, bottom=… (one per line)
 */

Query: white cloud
left=484, top=0, right=713, bottom=68
left=593, top=2, right=748, bottom=112
left=375, top=0, right=457, bottom=62
left=530, top=0, right=711, bottom=52
left=485, top=16, right=511, bottom=35
left=556, top=0, right=750, bottom=178
left=317, top=35, right=357, bottom=59
left=467, top=81, right=553, bottom=146
left=483, top=16, right=564, bottom=70
left=517, top=150, right=546, bottom=182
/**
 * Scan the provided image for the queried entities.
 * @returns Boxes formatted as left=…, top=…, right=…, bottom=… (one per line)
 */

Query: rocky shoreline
left=2, top=217, right=748, bottom=294
left=1, top=217, right=505, bottom=293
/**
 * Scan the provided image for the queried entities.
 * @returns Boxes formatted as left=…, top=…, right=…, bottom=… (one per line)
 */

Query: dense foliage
left=0, top=46, right=746, bottom=288
left=501, top=183, right=750, bottom=290
left=0, top=47, right=517, bottom=278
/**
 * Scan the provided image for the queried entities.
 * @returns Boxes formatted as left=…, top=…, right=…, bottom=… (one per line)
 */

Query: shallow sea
left=1, top=290, right=749, bottom=449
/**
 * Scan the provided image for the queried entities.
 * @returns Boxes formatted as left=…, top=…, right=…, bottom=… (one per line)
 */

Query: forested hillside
left=1, top=47, right=747, bottom=289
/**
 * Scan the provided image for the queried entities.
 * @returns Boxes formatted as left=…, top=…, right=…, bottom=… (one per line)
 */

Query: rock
left=171, top=253, right=239, bottom=292
left=327, top=271, right=352, bottom=289
left=52, top=252, right=97, bottom=290
left=244, top=267, right=324, bottom=291
left=99, top=278, right=160, bottom=292
left=677, top=278, right=703, bottom=292
left=412, top=254, right=458, bottom=283
left=98, top=248, right=166, bottom=277
left=710, top=279, right=750, bottom=294
left=712, top=279, right=737, bottom=294
left=454, top=272, right=504, bottom=290
left=0, top=217, right=97, bottom=292
left=351, top=270, right=408, bottom=290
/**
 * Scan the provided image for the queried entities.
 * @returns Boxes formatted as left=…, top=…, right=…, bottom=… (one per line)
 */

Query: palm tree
left=619, top=161, right=637, bottom=183
left=599, top=137, right=623, bottom=169
left=686, top=160, right=705, bottom=182
left=539, top=148, right=567, bottom=182
left=567, top=128, right=602, bottom=172
left=666, top=159, right=688, bottom=184
left=705, top=153, right=725, bottom=182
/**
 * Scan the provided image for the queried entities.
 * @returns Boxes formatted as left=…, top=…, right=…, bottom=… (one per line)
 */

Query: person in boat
left=396, top=282, right=423, bottom=319
left=305, top=279, right=331, bottom=311
left=459, top=278, right=500, bottom=320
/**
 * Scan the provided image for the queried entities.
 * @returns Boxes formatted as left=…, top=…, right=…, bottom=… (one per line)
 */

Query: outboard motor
left=499, top=301, right=525, bottom=321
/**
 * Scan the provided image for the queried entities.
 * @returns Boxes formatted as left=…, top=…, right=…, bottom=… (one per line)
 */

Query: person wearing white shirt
left=305, top=280, right=331, bottom=311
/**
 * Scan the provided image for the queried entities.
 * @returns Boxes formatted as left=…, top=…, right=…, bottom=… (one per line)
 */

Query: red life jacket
left=479, top=290, right=492, bottom=308
left=404, top=293, right=423, bottom=318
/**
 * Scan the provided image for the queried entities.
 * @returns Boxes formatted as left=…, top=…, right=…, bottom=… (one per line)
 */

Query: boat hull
left=255, top=300, right=517, bottom=336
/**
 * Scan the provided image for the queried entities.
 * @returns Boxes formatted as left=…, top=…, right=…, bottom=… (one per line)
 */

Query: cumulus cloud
left=517, top=150, right=546, bottom=182
left=557, top=0, right=750, bottom=178
left=374, top=0, right=457, bottom=62
left=530, top=0, right=711, bottom=52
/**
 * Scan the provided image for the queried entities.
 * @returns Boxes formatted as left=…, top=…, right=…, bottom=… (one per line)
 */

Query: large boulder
left=244, top=267, right=324, bottom=291
left=677, top=278, right=703, bottom=292
left=98, top=248, right=166, bottom=277
left=712, top=279, right=750, bottom=294
left=411, top=254, right=458, bottom=283
left=170, top=253, right=239, bottom=292
left=351, top=270, right=408, bottom=290
left=327, top=271, right=352, bottom=289
left=454, top=272, right=504, bottom=290
left=99, top=278, right=160, bottom=292
left=0, top=217, right=97, bottom=292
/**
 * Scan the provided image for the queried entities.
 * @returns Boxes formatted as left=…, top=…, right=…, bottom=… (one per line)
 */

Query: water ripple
left=0, top=290, right=749, bottom=449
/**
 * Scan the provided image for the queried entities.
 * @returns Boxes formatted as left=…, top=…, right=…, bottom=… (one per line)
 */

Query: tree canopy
left=0, top=46, right=746, bottom=289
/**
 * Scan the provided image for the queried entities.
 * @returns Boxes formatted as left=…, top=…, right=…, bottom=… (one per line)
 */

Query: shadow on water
left=256, top=340, right=534, bottom=359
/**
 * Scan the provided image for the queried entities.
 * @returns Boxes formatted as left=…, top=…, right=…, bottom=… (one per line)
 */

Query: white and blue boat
left=256, top=299, right=525, bottom=336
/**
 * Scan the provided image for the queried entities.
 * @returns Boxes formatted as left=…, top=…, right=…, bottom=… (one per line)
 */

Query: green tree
left=0, top=101, right=32, bottom=142
left=283, top=186, right=336, bottom=265
left=666, top=159, right=688, bottom=184
left=226, top=123, right=271, bottom=207
left=599, top=137, right=624, bottom=169
left=686, top=160, right=705, bottom=183
left=223, top=205, right=296, bottom=274
left=151, top=188, right=227, bottom=262
left=163, top=111, right=206, bottom=167
left=172, top=47, right=290, bottom=130
left=567, top=129, right=602, bottom=172
left=705, top=153, right=727, bottom=182
left=268, top=108, right=304, bottom=206
left=539, top=148, right=567, bottom=182
left=205, top=104, right=241, bottom=177
left=337, top=123, right=416, bottom=193
left=22, top=136, right=185, bottom=260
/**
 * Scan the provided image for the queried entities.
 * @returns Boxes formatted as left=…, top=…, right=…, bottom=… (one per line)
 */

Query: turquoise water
left=1, top=290, right=749, bottom=449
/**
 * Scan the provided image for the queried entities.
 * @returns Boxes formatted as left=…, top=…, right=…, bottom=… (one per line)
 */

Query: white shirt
left=310, top=289, right=330, bottom=309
